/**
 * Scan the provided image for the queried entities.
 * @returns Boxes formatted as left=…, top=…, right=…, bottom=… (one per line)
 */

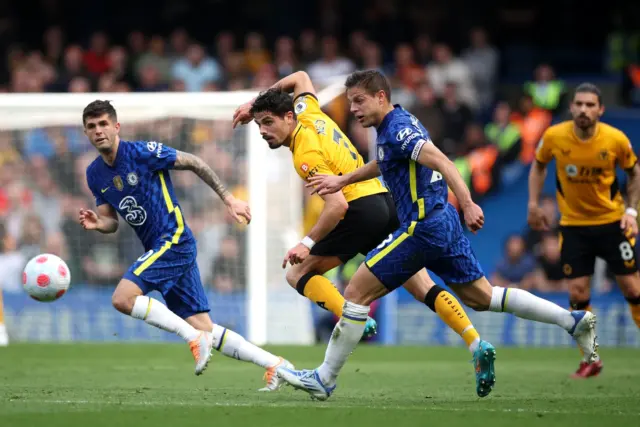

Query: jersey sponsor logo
left=378, top=146, right=385, bottom=161
left=401, top=132, right=422, bottom=152
left=396, top=127, right=413, bottom=141
left=118, top=196, right=147, bottom=226
left=300, top=162, right=309, bottom=172
left=147, top=141, right=158, bottom=152
left=294, top=98, right=307, bottom=114
left=113, top=175, right=124, bottom=191
left=314, top=119, right=326, bottom=135
left=127, top=172, right=139, bottom=186
left=599, top=149, right=609, bottom=161
left=376, top=233, right=394, bottom=249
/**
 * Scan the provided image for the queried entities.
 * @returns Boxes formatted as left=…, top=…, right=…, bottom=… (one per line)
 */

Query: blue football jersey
left=376, top=105, right=448, bottom=224
left=86, top=140, right=195, bottom=251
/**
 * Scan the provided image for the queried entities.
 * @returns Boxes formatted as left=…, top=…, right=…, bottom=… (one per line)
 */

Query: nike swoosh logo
left=101, top=187, right=109, bottom=193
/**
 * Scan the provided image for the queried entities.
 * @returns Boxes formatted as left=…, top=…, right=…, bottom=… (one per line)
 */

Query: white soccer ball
left=23, top=254, right=71, bottom=302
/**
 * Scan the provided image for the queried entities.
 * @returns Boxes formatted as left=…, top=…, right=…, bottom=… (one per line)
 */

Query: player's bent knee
left=616, top=273, right=640, bottom=299
left=285, top=266, right=302, bottom=288
left=343, top=265, right=388, bottom=305
left=451, top=277, right=492, bottom=311
left=111, top=292, right=136, bottom=314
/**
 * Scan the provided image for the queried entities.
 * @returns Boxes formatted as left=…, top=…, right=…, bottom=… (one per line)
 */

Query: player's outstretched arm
left=79, top=205, right=118, bottom=234
left=415, top=142, right=484, bottom=233
left=173, top=150, right=251, bottom=224
left=306, top=161, right=381, bottom=195
left=232, top=71, right=315, bottom=128
left=527, top=160, right=550, bottom=230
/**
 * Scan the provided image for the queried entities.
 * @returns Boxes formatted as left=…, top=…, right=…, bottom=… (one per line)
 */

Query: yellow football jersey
left=290, top=93, right=386, bottom=203
left=536, top=121, right=638, bottom=226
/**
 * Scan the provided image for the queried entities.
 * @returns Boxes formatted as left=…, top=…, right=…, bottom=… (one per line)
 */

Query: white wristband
left=301, top=236, right=315, bottom=249
left=626, top=207, right=638, bottom=218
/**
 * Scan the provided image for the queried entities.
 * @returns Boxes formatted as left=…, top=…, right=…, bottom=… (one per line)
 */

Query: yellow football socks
left=426, top=286, right=480, bottom=350
left=297, top=274, right=345, bottom=317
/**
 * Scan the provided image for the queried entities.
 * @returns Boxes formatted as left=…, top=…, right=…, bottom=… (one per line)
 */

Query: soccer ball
left=23, top=254, right=71, bottom=302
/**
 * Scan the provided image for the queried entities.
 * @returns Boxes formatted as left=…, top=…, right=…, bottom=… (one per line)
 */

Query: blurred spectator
left=252, top=63, right=277, bottom=89
left=68, top=76, right=90, bottom=92
left=42, top=26, right=65, bottom=69
left=48, top=44, right=87, bottom=92
left=127, top=31, right=147, bottom=64
left=138, top=65, right=169, bottom=92
left=491, top=234, right=537, bottom=290
left=168, top=28, right=190, bottom=60
left=244, top=32, right=271, bottom=74
left=510, top=93, right=552, bottom=163
left=438, top=82, right=473, bottom=155
left=299, top=29, right=318, bottom=67
left=428, top=43, right=477, bottom=110
left=523, top=194, right=559, bottom=255
left=83, top=31, right=110, bottom=76
left=274, top=36, right=297, bottom=78
left=524, top=64, right=566, bottom=114
left=171, top=43, right=222, bottom=92
left=361, top=41, right=383, bottom=71
left=392, top=43, right=423, bottom=90
left=463, top=27, right=499, bottom=113
left=464, top=124, right=499, bottom=196
left=348, top=30, right=368, bottom=68
left=17, top=213, right=46, bottom=262
left=413, top=34, right=433, bottom=66
left=412, top=82, right=445, bottom=149
left=533, top=232, right=567, bottom=292
left=485, top=101, right=521, bottom=164
left=215, top=32, right=235, bottom=62
left=307, top=36, right=355, bottom=87
left=211, top=235, right=246, bottom=293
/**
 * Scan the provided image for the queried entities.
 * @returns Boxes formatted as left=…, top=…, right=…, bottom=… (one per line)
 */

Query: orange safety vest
left=466, top=146, right=499, bottom=195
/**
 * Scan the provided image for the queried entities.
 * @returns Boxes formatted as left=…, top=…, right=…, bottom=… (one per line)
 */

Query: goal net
left=0, top=84, right=346, bottom=346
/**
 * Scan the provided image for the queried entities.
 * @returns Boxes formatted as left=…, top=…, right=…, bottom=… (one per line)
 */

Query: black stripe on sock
left=625, top=295, right=640, bottom=305
left=570, top=299, right=591, bottom=310
left=216, top=328, right=227, bottom=351
left=424, top=285, right=445, bottom=312
left=343, top=313, right=367, bottom=322
left=296, top=271, right=318, bottom=296
left=500, top=289, right=508, bottom=311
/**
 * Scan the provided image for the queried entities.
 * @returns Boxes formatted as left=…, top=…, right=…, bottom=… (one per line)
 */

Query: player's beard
left=574, top=114, right=594, bottom=130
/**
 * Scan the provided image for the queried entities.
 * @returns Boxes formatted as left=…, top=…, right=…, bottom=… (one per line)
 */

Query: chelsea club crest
left=127, top=172, right=139, bottom=186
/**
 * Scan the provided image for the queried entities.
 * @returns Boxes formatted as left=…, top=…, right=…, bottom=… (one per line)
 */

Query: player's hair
left=250, top=88, right=295, bottom=118
left=345, top=70, right=392, bottom=102
left=82, top=100, right=117, bottom=124
left=574, top=83, right=602, bottom=105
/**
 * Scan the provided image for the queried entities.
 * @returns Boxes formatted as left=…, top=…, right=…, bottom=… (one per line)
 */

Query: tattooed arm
left=173, top=150, right=251, bottom=224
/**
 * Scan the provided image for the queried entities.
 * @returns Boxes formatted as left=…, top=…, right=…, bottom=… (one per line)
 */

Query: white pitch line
left=6, top=399, right=639, bottom=417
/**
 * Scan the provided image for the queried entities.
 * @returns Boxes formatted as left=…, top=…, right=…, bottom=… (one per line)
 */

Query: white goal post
left=0, top=81, right=347, bottom=346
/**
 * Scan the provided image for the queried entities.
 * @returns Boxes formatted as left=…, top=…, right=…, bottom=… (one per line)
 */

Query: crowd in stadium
left=0, top=18, right=599, bottom=295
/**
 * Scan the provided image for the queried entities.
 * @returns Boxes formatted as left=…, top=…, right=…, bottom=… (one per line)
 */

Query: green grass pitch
left=1, top=344, right=639, bottom=427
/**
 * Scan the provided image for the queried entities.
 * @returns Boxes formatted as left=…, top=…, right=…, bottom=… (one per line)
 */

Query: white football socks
left=489, top=286, right=575, bottom=331
left=131, top=296, right=200, bottom=342
left=211, top=324, right=280, bottom=369
left=317, top=301, right=370, bottom=386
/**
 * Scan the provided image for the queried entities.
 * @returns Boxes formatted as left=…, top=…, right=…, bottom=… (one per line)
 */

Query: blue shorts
left=123, top=241, right=210, bottom=319
left=365, top=204, right=484, bottom=290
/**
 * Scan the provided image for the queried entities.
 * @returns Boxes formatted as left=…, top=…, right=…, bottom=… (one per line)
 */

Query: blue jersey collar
left=377, top=105, right=404, bottom=134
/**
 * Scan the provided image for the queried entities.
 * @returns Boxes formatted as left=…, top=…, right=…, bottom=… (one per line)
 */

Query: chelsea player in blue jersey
left=80, top=100, right=292, bottom=390
left=277, top=70, right=599, bottom=400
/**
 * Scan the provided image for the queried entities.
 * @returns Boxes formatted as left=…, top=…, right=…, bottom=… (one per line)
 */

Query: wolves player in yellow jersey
left=529, top=83, right=640, bottom=378
left=233, top=72, right=490, bottom=369
left=80, top=100, right=292, bottom=390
